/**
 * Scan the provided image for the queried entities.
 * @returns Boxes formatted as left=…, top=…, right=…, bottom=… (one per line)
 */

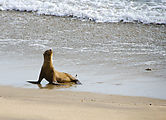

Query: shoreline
left=1, top=10, right=166, bottom=26
left=0, top=85, right=166, bottom=120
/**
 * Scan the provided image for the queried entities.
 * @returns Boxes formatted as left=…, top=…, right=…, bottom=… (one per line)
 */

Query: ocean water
left=0, top=0, right=166, bottom=24
left=0, top=2, right=166, bottom=99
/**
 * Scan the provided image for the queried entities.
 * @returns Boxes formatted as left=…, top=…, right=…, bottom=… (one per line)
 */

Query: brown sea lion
left=27, top=49, right=59, bottom=85
left=27, top=49, right=81, bottom=85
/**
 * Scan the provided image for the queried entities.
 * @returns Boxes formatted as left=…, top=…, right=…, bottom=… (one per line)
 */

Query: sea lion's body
left=38, top=59, right=57, bottom=84
left=27, top=49, right=81, bottom=85
left=55, top=70, right=78, bottom=83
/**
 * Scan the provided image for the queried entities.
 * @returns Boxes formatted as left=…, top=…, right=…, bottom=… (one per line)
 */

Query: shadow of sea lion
left=36, top=83, right=76, bottom=90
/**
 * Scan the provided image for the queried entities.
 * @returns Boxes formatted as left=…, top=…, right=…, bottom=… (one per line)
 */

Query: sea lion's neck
left=44, top=60, right=52, bottom=64
left=43, top=56, right=53, bottom=66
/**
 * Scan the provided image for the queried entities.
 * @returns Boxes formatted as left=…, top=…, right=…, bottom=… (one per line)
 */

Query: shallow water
left=0, top=11, right=166, bottom=99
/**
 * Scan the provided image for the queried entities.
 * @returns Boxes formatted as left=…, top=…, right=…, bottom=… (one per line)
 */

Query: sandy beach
left=0, top=85, right=166, bottom=120
left=0, top=8, right=166, bottom=120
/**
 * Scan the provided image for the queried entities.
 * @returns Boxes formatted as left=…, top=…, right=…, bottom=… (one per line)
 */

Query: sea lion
left=27, top=49, right=59, bottom=85
left=27, top=49, right=81, bottom=85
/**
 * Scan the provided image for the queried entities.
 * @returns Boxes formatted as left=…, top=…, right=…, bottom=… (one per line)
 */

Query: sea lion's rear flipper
left=73, top=79, right=82, bottom=85
left=27, top=81, right=40, bottom=84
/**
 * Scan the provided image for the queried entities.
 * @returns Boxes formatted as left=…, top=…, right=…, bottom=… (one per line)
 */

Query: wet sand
left=0, top=85, right=166, bottom=120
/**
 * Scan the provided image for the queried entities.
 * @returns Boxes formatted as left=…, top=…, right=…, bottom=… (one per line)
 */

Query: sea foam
left=0, top=0, right=166, bottom=24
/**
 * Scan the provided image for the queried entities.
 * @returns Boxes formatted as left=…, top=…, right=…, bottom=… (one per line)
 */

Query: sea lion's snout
left=49, top=49, right=53, bottom=54
left=44, top=49, right=53, bottom=56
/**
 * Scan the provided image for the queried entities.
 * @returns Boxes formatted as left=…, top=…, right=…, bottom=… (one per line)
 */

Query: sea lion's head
left=43, top=49, right=53, bottom=61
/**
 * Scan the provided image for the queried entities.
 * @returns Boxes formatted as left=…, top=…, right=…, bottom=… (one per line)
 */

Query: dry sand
left=0, top=86, right=165, bottom=120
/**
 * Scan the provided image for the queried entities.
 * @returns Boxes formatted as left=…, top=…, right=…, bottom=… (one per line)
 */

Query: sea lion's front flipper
left=27, top=81, right=40, bottom=84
